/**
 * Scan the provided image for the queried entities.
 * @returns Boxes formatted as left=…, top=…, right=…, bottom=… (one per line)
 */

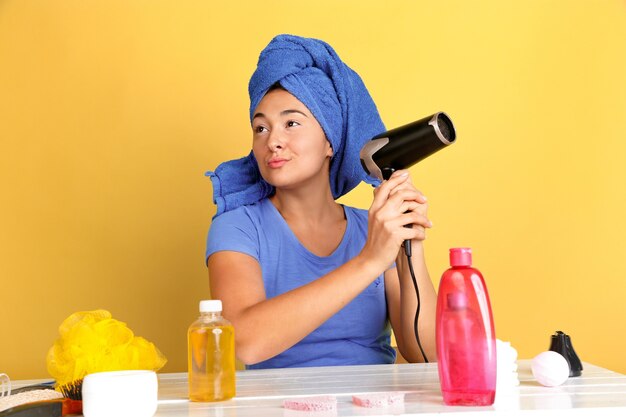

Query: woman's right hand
left=360, top=170, right=431, bottom=272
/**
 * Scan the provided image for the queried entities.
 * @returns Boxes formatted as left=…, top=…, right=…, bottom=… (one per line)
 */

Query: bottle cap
left=549, top=330, right=583, bottom=377
left=199, top=299, right=222, bottom=313
left=450, top=247, right=472, bottom=267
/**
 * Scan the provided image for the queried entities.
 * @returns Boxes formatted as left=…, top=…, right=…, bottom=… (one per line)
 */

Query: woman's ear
left=326, top=142, right=334, bottom=158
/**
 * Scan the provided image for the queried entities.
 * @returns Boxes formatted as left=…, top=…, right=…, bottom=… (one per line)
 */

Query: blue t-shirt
left=206, top=198, right=396, bottom=369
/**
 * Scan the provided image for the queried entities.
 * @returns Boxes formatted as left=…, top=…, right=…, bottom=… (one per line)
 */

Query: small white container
left=82, top=370, right=158, bottom=417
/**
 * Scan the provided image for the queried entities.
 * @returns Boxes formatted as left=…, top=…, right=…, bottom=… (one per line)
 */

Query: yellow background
left=1, top=0, right=625, bottom=379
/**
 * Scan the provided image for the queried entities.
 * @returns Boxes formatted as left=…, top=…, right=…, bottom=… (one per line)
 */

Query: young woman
left=206, top=35, right=437, bottom=369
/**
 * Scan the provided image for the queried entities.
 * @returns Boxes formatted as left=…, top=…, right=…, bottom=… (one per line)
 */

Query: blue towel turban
left=206, top=34, right=385, bottom=217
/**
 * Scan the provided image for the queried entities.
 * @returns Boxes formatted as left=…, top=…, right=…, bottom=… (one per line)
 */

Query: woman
left=206, top=35, right=437, bottom=368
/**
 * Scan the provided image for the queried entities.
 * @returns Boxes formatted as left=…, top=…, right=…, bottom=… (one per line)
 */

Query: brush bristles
left=58, top=379, right=83, bottom=401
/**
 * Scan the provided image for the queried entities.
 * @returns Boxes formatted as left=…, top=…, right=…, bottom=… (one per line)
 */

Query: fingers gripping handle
left=382, top=169, right=412, bottom=258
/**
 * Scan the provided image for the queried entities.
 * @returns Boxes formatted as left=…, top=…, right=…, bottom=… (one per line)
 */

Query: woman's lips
left=268, top=158, right=288, bottom=168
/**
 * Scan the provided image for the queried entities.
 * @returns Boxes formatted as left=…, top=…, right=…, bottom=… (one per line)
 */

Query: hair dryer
left=360, top=112, right=456, bottom=181
left=360, top=112, right=456, bottom=257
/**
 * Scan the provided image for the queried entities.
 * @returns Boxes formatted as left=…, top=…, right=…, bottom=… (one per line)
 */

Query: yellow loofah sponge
left=46, top=310, right=167, bottom=391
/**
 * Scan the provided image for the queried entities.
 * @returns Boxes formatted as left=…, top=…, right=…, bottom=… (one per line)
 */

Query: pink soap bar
left=352, top=392, right=405, bottom=408
left=283, top=396, right=337, bottom=412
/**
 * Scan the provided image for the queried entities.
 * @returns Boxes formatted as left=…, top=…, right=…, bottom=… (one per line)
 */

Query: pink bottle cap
left=450, top=247, right=472, bottom=267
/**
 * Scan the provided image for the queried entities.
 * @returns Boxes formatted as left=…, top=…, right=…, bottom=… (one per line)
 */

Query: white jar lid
left=200, top=299, right=222, bottom=313
left=82, top=370, right=158, bottom=417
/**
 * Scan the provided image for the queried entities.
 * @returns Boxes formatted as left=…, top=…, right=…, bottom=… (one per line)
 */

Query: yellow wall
left=1, top=0, right=625, bottom=379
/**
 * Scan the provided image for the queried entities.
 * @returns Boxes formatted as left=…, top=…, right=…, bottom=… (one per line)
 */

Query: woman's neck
left=270, top=185, right=343, bottom=226
left=269, top=182, right=347, bottom=258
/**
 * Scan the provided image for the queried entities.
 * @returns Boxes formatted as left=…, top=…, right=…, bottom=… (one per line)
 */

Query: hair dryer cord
left=406, top=245, right=429, bottom=363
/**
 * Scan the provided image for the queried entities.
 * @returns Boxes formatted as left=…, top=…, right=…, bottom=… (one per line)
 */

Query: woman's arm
left=209, top=250, right=381, bottom=365
left=385, top=242, right=438, bottom=363
left=384, top=172, right=438, bottom=363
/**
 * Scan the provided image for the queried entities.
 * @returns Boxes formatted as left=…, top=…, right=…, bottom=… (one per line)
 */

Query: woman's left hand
left=388, top=169, right=431, bottom=242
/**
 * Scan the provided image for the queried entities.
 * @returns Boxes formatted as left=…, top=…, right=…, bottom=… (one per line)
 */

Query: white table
left=153, top=361, right=626, bottom=416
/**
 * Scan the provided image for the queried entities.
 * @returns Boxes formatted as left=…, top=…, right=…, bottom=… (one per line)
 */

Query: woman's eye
left=286, top=120, right=300, bottom=128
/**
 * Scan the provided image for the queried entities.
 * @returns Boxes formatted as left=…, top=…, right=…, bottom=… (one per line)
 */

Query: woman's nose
left=268, top=131, right=284, bottom=152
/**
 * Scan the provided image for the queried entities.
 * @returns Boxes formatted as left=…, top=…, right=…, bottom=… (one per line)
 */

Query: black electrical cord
left=404, top=240, right=429, bottom=363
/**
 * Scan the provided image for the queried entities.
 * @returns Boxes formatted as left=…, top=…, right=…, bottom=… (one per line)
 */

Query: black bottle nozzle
left=549, top=330, right=583, bottom=377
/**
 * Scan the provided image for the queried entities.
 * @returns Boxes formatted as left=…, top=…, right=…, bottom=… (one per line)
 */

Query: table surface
left=152, top=360, right=626, bottom=416
left=11, top=360, right=626, bottom=416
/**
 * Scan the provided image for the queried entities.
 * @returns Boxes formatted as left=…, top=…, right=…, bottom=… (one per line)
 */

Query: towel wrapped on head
left=206, top=34, right=385, bottom=217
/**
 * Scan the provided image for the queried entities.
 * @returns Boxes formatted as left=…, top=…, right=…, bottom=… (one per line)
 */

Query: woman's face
left=252, top=88, right=333, bottom=191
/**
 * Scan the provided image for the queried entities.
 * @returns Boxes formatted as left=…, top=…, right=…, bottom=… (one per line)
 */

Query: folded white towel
left=496, top=339, right=520, bottom=388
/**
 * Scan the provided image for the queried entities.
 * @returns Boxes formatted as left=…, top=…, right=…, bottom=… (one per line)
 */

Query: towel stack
left=496, top=339, right=520, bottom=395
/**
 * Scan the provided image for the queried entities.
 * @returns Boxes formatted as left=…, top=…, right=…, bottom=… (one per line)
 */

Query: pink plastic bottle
left=436, top=248, right=496, bottom=406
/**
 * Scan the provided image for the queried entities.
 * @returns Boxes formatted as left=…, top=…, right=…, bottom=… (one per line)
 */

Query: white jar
left=82, top=370, right=158, bottom=417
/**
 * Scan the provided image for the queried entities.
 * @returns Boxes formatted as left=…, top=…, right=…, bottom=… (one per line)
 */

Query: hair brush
left=0, top=380, right=81, bottom=417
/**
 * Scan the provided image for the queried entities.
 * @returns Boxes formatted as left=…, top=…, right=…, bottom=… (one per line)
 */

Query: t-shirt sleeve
left=205, top=209, right=260, bottom=264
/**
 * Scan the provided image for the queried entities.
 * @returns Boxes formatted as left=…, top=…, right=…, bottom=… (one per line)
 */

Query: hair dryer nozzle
left=360, top=112, right=456, bottom=181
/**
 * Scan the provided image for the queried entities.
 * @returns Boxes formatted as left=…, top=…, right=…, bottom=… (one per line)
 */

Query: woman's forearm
left=210, top=252, right=383, bottom=365
left=395, top=242, right=438, bottom=363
